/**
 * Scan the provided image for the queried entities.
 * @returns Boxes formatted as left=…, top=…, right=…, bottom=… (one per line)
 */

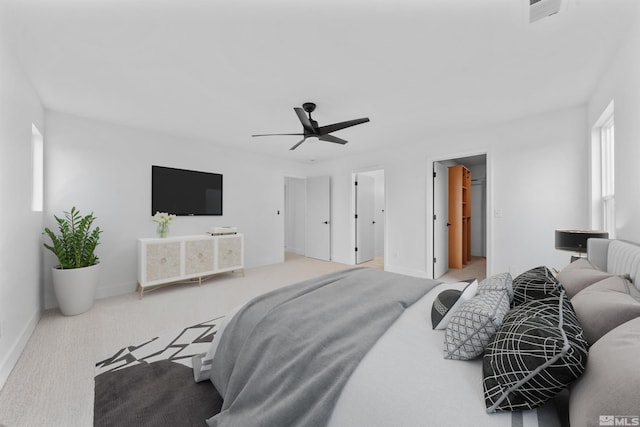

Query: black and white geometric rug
left=94, top=316, right=225, bottom=427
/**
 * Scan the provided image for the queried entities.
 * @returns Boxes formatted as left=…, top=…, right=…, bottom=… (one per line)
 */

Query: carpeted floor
left=0, top=252, right=351, bottom=427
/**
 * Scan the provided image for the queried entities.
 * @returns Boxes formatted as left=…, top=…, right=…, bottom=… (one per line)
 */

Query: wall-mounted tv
left=152, top=165, right=223, bottom=216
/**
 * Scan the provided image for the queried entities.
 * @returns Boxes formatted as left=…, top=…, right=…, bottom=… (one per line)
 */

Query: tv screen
left=152, top=165, right=223, bottom=216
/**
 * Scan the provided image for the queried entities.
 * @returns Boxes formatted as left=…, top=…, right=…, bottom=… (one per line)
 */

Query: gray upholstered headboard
left=587, top=238, right=640, bottom=290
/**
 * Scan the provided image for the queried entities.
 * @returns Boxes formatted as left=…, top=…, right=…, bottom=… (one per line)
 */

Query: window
left=600, top=115, right=615, bottom=238
left=31, top=124, right=43, bottom=212
left=591, top=102, right=614, bottom=238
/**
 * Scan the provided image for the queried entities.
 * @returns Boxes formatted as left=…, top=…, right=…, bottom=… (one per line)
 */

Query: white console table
left=137, top=233, right=244, bottom=298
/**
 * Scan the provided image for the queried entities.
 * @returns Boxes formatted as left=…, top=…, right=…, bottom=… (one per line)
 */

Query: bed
left=193, top=238, right=640, bottom=427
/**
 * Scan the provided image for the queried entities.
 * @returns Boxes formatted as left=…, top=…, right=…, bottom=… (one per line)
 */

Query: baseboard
left=285, top=247, right=305, bottom=256
left=0, top=308, right=40, bottom=391
left=252, top=256, right=285, bottom=268
left=95, top=281, right=137, bottom=300
left=384, top=264, right=429, bottom=279
left=67, top=257, right=289, bottom=303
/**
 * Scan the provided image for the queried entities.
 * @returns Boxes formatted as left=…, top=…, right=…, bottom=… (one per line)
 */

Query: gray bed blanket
left=205, top=267, right=439, bottom=427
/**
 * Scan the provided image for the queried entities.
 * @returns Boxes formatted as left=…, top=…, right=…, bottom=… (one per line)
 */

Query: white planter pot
left=52, top=263, right=100, bottom=316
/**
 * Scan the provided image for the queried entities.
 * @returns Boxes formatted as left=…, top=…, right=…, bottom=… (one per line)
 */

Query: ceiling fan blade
left=251, top=133, right=304, bottom=137
left=317, top=117, right=370, bottom=135
left=318, top=134, right=348, bottom=145
left=289, top=138, right=306, bottom=151
left=294, top=107, right=316, bottom=133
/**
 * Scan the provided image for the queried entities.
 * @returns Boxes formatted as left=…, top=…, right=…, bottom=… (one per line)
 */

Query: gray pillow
left=571, top=275, right=640, bottom=345
left=443, top=289, right=510, bottom=360
left=570, top=317, right=640, bottom=426
left=557, top=258, right=612, bottom=298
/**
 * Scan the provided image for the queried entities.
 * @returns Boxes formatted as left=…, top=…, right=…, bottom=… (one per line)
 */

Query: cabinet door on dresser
left=215, top=235, right=244, bottom=271
left=144, top=241, right=182, bottom=283
left=185, top=239, right=215, bottom=276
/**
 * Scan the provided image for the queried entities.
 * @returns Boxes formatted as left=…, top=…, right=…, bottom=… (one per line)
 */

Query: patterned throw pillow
left=431, top=280, right=478, bottom=330
left=443, top=289, right=510, bottom=360
left=512, top=266, right=563, bottom=307
left=483, top=292, right=588, bottom=412
left=477, top=272, right=513, bottom=301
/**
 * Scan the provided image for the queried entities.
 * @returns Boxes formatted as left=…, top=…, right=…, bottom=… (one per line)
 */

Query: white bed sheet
left=328, top=281, right=545, bottom=426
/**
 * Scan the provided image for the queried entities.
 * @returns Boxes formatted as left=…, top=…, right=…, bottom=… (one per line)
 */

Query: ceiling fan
left=252, top=102, right=370, bottom=151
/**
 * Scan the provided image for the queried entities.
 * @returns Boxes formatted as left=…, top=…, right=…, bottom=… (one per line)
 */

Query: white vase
left=52, top=263, right=100, bottom=316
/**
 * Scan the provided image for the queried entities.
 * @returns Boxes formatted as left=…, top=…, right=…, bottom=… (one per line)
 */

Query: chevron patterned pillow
left=443, top=288, right=510, bottom=360
left=483, top=292, right=588, bottom=413
left=477, top=272, right=513, bottom=301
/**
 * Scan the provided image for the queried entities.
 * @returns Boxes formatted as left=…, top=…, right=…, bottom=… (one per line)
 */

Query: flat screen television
left=152, top=165, right=223, bottom=216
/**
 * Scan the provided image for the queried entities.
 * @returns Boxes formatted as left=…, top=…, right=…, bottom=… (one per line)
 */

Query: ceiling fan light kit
left=252, top=102, right=370, bottom=151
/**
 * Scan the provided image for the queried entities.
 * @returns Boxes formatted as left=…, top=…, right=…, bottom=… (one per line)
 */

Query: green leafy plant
left=43, top=207, right=102, bottom=269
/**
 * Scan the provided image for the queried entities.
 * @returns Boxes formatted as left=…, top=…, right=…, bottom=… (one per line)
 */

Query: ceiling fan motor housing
left=302, top=102, right=316, bottom=114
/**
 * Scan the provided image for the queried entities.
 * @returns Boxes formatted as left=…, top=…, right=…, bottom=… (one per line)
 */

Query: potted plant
left=43, top=207, right=102, bottom=316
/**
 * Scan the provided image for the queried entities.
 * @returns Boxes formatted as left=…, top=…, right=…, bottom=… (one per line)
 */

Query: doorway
left=432, top=155, right=487, bottom=281
left=284, top=175, right=332, bottom=261
left=353, top=170, right=385, bottom=268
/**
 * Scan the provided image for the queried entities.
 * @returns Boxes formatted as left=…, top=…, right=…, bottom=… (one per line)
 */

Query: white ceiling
left=1, top=0, right=638, bottom=163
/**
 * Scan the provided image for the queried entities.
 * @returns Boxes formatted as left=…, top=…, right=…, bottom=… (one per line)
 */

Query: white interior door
left=433, top=162, right=449, bottom=279
left=306, top=175, right=331, bottom=261
left=356, top=174, right=375, bottom=264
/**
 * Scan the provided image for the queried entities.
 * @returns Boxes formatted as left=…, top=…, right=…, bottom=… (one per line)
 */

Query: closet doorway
left=432, top=155, right=487, bottom=281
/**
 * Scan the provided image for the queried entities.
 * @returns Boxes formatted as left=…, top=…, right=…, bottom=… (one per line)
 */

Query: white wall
left=309, top=106, right=588, bottom=279
left=284, top=177, right=306, bottom=255
left=587, top=21, right=640, bottom=243
left=43, top=112, right=307, bottom=308
left=0, top=32, right=44, bottom=388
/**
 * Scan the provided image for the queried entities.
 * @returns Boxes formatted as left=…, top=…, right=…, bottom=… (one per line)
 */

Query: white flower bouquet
left=152, top=211, right=176, bottom=237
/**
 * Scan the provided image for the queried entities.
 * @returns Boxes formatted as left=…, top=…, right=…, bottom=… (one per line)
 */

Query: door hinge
left=355, top=247, right=358, bottom=252
left=433, top=257, right=437, bottom=263
left=355, top=214, right=358, bottom=219
left=433, top=214, right=437, bottom=220
left=433, top=171, right=436, bottom=178
left=354, top=181, right=358, bottom=186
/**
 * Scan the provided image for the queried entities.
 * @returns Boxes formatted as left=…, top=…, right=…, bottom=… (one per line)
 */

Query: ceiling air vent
left=529, top=0, right=562, bottom=23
